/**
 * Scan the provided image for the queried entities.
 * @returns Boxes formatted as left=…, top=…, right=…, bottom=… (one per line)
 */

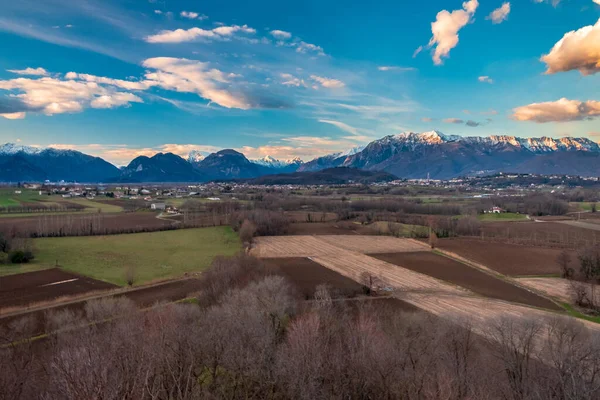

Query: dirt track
left=371, top=252, right=560, bottom=311
left=435, top=239, right=564, bottom=276
left=0, top=268, right=117, bottom=309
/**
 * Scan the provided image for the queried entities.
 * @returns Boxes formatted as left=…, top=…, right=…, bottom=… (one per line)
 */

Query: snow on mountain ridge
left=187, top=150, right=205, bottom=163
left=0, top=143, right=42, bottom=155
left=375, top=133, right=600, bottom=153
left=253, top=155, right=304, bottom=168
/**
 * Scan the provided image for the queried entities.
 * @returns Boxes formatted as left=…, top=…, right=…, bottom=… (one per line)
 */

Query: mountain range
left=1, top=131, right=599, bottom=182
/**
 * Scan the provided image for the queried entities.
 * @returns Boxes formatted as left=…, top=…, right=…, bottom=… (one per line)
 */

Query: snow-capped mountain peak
left=187, top=150, right=205, bottom=163
left=0, top=143, right=42, bottom=155
left=253, top=155, right=304, bottom=168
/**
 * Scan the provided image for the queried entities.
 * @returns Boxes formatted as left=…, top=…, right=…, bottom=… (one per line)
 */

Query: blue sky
left=0, top=0, right=599, bottom=165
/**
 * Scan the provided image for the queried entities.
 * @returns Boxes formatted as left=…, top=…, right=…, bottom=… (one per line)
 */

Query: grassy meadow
left=477, top=212, right=528, bottom=222
left=31, top=226, right=241, bottom=286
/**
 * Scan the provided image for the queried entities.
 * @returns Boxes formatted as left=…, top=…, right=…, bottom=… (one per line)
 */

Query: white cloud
left=64, top=72, right=153, bottom=90
left=478, top=75, right=494, bottom=83
left=154, top=10, right=163, bottom=15
left=0, top=75, right=143, bottom=118
left=541, top=18, right=600, bottom=76
left=280, top=73, right=307, bottom=87
left=142, top=57, right=250, bottom=109
left=311, top=75, right=345, bottom=89
left=427, top=0, right=479, bottom=65
left=513, top=98, right=600, bottom=123
left=295, top=41, right=325, bottom=56
left=270, top=30, right=291, bottom=40
left=318, top=119, right=359, bottom=135
left=487, top=2, right=511, bottom=24
left=421, top=117, right=434, bottom=122
left=180, top=11, right=199, bottom=19
left=0, top=112, right=26, bottom=120
left=7, top=67, right=49, bottom=76
left=377, top=66, right=417, bottom=72
left=145, top=24, right=255, bottom=43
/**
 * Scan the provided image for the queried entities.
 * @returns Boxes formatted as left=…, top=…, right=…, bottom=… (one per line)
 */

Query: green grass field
left=31, top=227, right=241, bottom=286
left=65, top=198, right=124, bottom=213
left=570, top=202, right=597, bottom=212
left=478, top=212, right=528, bottom=222
left=0, top=189, right=46, bottom=207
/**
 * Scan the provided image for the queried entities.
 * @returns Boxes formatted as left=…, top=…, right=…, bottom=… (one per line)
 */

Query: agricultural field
left=477, top=212, right=528, bottom=222
left=262, top=257, right=365, bottom=299
left=31, top=226, right=241, bottom=285
left=0, top=211, right=173, bottom=237
left=252, top=235, right=600, bottom=334
left=0, top=189, right=46, bottom=207
left=251, top=235, right=428, bottom=258
left=371, top=252, right=560, bottom=310
left=477, top=220, right=600, bottom=248
left=517, top=277, right=600, bottom=305
left=434, top=238, right=564, bottom=276
left=0, top=278, right=205, bottom=338
left=0, top=268, right=117, bottom=310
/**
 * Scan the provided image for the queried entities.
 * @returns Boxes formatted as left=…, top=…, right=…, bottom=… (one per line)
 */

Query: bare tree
left=557, top=250, right=574, bottom=279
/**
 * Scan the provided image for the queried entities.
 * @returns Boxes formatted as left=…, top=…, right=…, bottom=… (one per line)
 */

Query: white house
left=151, top=203, right=166, bottom=210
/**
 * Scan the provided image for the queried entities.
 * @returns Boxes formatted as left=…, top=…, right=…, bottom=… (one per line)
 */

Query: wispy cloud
left=311, top=75, right=345, bottom=89
left=7, top=67, right=49, bottom=76
left=145, top=24, right=256, bottom=43
left=478, top=75, right=494, bottom=84
left=377, top=66, right=417, bottom=72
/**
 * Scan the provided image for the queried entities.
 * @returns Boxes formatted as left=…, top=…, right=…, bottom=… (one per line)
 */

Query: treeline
left=0, top=202, right=87, bottom=214
left=2, top=255, right=600, bottom=399
left=473, top=194, right=570, bottom=216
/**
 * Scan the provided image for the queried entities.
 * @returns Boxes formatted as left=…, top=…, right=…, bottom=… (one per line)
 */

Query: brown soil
left=0, top=212, right=174, bottom=237
left=435, top=238, right=564, bottom=276
left=477, top=221, right=600, bottom=248
left=0, top=268, right=117, bottom=309
left=370, top=252, right=561, bottom=311
left=262, top=257, right=366, bottom=299
left=0, top=278, right=203, bottom=339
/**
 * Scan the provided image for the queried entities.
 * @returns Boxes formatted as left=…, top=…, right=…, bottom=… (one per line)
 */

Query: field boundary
left=434, top=248, right=562, bottom=311
left=0, top=275, right=200, bottom=319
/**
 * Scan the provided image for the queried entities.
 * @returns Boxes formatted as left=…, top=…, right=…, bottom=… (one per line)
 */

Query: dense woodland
left=2, top=255, right=600, bottom=400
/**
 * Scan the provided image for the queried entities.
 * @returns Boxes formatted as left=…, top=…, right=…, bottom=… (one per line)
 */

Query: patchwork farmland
left=251, top=235, right=600, bottom=335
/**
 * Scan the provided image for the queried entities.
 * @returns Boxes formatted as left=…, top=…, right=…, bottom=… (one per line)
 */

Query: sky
left=0, top=0, right=599, bottom=166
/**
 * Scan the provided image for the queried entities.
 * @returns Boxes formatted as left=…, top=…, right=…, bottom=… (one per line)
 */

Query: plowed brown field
left=0, top=268, right=117, bottom=309
left=371, top=252, right=560, bottom=310
left=435, top=239, right=564, bottom=276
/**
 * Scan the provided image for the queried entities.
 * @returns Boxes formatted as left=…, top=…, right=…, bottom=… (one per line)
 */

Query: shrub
left=9, top=250, right=34, bottom=264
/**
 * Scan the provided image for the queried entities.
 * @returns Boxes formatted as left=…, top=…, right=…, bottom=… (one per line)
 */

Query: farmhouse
left=151, top=203, right=166, bottom=210
left=485, top=206, right=504, bottom=214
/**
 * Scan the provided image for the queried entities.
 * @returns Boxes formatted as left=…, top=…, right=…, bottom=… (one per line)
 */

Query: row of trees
left=3, top=255, right=600, bottom=399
